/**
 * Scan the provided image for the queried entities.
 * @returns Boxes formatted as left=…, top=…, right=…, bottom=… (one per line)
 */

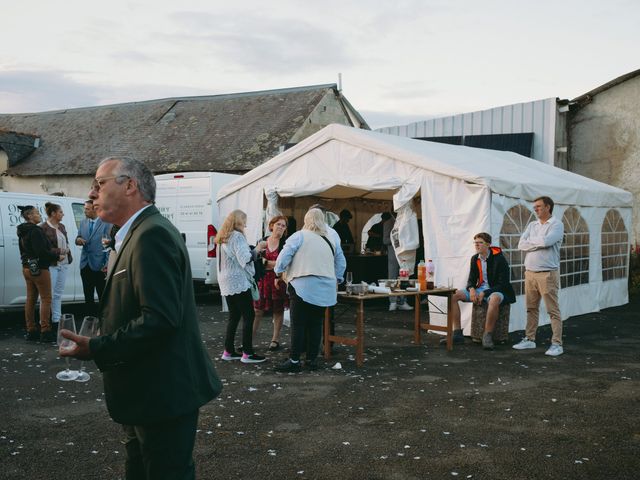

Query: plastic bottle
left=399, top=261, right=409, bottom=279
left=417, top=260, right=426, bottom=291
left=426, top=259, right=435, bottom=289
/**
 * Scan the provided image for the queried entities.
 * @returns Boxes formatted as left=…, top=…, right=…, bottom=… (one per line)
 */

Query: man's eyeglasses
left=473, top=241, right=487, bottom=246
left=91, top=175, right=130, bottom=192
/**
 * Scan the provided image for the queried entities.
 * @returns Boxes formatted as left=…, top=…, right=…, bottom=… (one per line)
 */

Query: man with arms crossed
left=513, top=196, right=565, bottom=356
left=62, top=156, right=222, bottom=479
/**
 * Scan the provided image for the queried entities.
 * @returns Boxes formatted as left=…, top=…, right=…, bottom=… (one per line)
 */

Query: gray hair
left=98, top=156, right=156, bottom=202
left=303, top=208, right=328, bottom=235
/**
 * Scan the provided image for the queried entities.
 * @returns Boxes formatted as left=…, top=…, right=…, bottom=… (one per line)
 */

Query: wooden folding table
left=323, top=287, right=456, bottom=367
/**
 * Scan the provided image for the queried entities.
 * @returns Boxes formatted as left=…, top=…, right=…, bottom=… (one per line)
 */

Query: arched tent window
left=560, top=207, right=590, bottom=288
left=601, top=209, right=628, bottom=281
left=360, top=213, right=382, bottom=253
left=500, top=205, right=534, bottom=296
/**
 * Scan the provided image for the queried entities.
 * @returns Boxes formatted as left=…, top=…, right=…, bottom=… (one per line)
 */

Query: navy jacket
left=466, top=246, right=516, bottom=304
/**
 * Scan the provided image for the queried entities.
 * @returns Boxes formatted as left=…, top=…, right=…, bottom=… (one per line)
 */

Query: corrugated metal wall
left=377, top=98, right=559, bottom=166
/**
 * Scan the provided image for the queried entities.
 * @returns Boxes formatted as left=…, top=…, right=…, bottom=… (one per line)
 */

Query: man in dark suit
left=75, top=199, right=111, bottom=313
left=61, top=156, right=222, bottom=480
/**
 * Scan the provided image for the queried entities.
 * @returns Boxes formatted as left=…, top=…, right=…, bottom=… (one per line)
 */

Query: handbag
left=247, top=273, right=260, bottom=301
left=253, top=250, right=266, bottom=282
left=241, top=264, right=260, bottom=301
left=27, top=258, right=41, bottom=276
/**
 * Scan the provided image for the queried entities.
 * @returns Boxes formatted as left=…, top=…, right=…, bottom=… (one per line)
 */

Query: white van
left=154, top=172, right=240, bottom=288
left=0, top=192, right=87, bottom=310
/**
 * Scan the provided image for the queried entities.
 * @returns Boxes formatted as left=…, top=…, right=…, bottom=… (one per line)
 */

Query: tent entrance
left=265, top=187, right=421, bottom=258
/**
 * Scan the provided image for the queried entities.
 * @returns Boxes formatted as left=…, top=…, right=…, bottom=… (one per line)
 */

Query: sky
left=1, top=0, right=638, bottom=129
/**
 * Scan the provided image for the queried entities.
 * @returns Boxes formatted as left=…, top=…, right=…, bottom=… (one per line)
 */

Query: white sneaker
left=512, top=338, right=536, bottom=350
left=545, top=344, right=564, bottom=356
left=397, top=303, right=414, bottom=311
left=389, top=303, right=397, bottom=312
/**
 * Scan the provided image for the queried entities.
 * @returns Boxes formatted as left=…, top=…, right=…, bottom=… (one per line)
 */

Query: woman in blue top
left=274, top=208, right=346, bottom=372
left=216, top=210, right=267, bottom=364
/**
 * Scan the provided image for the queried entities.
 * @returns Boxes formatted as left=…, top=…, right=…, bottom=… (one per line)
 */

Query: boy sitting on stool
left=442, top=232, right=516, bottom=349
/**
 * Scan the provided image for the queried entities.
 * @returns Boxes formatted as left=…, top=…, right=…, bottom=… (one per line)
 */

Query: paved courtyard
left=1, top=294, right=639, bottom=479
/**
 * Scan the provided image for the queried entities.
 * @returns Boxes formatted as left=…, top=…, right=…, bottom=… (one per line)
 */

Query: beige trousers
left=525, top=270, right=562, bottom=345
left=22, top=267, right=52, bottom=333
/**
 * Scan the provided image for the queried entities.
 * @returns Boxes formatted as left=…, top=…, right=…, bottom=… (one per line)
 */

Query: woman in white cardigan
left=216, top=210, right=267, bottom=364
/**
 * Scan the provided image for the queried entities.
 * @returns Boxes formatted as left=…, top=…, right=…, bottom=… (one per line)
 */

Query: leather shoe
left=304, top=359, right=319, bottom=371
left=439, top=330, right=464, bottom=345
left=40, top=330, right=56, bottom=344
left=275, top=358, right=301, bottom=373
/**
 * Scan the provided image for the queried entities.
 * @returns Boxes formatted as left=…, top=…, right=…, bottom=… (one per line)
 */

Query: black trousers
left=224, top=289, right=255, bottom=354
left=288, top=284, right=324, bottom=361
left=80, top=266, right=106, bottom=314
left=122, top=410, right=199, bottom=480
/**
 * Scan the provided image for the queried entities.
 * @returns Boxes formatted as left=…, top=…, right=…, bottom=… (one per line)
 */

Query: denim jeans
left=49, top=264, right=69, bottom=323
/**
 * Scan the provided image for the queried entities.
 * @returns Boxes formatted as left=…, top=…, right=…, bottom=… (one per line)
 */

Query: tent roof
left=217, top=124, right=632, bottom=208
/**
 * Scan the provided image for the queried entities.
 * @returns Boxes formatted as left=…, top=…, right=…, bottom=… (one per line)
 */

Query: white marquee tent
left=217, top=124, right=633, bottom=332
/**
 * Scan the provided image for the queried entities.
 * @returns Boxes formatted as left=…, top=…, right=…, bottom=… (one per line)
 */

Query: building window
left=500, top=205, right=535, bottom=296
left=560, top=207, right=590, bottom=288
left=601, top=209, right=628, bottom=281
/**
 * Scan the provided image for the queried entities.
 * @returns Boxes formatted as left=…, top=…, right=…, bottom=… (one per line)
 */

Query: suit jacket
left=77, top=217, right=111, bottom=271
left=465, top=246, right=516, bottom=304
left=89, top=205, right=222, bottom=425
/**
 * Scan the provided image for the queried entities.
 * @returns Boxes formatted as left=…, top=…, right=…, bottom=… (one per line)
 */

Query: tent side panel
left=420, top=174, right=491, bottom=330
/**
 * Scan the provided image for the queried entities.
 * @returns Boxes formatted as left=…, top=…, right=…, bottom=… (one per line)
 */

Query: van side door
left=0, top=198, right=28, bottom=306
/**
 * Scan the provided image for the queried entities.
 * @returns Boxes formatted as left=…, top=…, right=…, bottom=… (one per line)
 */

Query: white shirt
left=114, top=205, right=152, bottom=253
left=518, top=215, right=564, bottom=271
left=478, top=253, right=489, bottom=289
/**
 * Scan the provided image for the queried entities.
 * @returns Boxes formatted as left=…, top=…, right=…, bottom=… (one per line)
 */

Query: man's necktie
left=89, top=220, right=94, bottom=236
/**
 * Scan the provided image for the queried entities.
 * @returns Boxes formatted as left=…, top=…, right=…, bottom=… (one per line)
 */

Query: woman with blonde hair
left=253, top=215, right=289, bottom=351
left=273, top=208, right=346, bottom=372
left=216, top=209, right=267, bottom=363
left=41, top=202, right=73, bottom=329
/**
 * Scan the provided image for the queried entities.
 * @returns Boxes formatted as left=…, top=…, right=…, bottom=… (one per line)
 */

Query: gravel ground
left=1, top=294, right=639, bottom=480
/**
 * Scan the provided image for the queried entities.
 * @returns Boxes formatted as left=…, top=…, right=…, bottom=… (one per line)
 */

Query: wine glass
left=101, top=235, right=111, bottom=252
left=56, top=314, right=79, bottom=381
left=345, top=272, right=353, bottom=295
left=75, top=316, right=99, bottom=383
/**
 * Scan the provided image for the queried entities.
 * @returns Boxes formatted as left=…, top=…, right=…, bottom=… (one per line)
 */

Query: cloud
left=164, top=11, right=356, bottom=72
left=0, top=69, right=101, bottom=113
left=0, top=68, right=216, bottom=113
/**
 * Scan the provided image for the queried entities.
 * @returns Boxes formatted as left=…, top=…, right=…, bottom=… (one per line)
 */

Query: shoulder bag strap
left=320, top=235, right=335, bottom=256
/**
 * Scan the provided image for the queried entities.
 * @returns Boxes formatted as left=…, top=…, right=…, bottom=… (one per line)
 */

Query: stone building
left=0, top=84, right=368, bottom=197
left=568, top=69, right=640, bottom=245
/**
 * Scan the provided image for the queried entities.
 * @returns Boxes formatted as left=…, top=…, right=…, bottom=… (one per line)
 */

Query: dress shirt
left=518, top=216, right=564, bottom=271
left=114, top=205, right=152, bottom=253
